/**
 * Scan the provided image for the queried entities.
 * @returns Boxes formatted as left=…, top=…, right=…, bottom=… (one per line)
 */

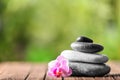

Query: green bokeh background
left=0, top=0, right=120, bottom=62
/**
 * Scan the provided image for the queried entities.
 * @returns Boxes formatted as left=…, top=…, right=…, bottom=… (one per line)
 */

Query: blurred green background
left=0, top=0, right=120, bottom=62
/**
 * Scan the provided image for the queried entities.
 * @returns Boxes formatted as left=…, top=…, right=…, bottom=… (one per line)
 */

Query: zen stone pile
left=61, top=36, right=111, bottom=77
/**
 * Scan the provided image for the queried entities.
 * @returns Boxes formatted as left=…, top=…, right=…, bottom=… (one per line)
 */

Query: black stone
left=71, top=42, right=104, bottom=53
left=69, top=62, right=111, bottom=77
left=76, top=36, right=93, bottom=43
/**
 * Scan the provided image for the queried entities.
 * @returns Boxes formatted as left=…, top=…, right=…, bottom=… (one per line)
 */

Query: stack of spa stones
left=61, top=36, right=110, bottom=76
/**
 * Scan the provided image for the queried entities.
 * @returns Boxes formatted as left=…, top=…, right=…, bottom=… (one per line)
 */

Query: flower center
left=55, top=70, right=62, bottom=77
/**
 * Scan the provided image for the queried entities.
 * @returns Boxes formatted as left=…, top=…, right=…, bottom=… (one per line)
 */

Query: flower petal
left=48, top=60, right=60, bottom=68
left=57, top=55, right=65, bottom=61
left=60, top=60, right=69, bottom=72
left=48, top=60, right=56, bottom=67
left=67, top=68, right=72, bottom=76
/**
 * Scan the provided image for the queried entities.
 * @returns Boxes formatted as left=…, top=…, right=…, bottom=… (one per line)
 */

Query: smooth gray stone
left=61, top=50, right=108, bottom=63
left=71, top=42, right=104, bottom=53
left=69, top=62, right=111, bottom=77
left=76, top=36, right=93, bottom=43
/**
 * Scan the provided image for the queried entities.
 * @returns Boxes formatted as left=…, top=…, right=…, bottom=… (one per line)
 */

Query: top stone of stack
left=76, top=36, right=93, bottom=43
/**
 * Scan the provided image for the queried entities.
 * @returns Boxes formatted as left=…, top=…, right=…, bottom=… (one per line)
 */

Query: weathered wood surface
left=0, top=61, right=119, bottom=80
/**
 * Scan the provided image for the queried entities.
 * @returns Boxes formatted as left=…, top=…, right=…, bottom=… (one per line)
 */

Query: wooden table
left=0, top=61, right=120, bottom=80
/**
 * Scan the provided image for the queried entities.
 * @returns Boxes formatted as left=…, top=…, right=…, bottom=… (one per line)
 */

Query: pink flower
left=47, top=55, right=72, bottom=77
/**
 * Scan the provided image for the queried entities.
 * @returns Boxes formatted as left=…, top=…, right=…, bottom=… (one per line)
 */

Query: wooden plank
left=113, top=75, right=120, bottom=80
left=0, top=61, right=119, bottom=79
left=82, top=77, right=95, bottom=80
left=104, top=77, right=114, bottom=80
left=64, top=77, right=95, bottom=80
left=0, top=62, right=32, bottom=80
left=95, top=77, right=114, bottom=80
left=64, top=77, right=84, bottom=80
left=26, top=63, right=47, bottom=80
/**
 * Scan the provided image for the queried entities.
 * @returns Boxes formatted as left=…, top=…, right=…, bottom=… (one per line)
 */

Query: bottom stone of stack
left=69, top=62, right=110, bottom=77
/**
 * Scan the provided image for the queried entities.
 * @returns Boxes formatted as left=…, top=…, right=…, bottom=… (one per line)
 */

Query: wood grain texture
left=64, top=77, right=83, bottom=80
left=0, top=62, right=31, bottom=80
left=64, top=77, right=95, bottom=80
left=95, top=77, right=114, bottom=80
left=26, top=63, right=47, bottom=80
left=82, top=77, right=95, bottom=80
left=0, top=61, right=119, bottom=80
